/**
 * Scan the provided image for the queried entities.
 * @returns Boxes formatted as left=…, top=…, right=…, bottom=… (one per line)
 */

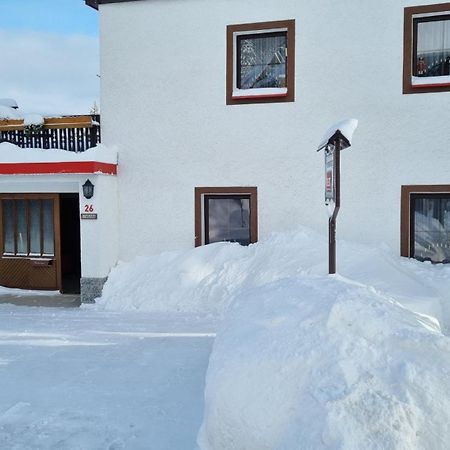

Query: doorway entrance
left=60, top=194, right=81, bottom=293
left=0, top=193, right=81, bottom=293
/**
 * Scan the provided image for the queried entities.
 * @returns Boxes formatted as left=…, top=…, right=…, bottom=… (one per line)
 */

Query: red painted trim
left=231, top=93, right=288, bottom=100
left=0, top=161, right=117, bottom=175
left=412, top=82, right=450, bottom=89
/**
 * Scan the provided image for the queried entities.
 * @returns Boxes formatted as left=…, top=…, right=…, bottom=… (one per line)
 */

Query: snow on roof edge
left=0, top=142, right=117, bottom=165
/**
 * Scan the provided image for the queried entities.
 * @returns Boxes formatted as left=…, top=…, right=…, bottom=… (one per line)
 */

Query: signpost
left=317, top=119, right=357, bottom=274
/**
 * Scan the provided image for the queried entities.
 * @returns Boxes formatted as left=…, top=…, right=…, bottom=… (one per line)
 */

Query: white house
left=1, top=0, right=449, bottom=303
left=89, top=1, right=450, bottom=261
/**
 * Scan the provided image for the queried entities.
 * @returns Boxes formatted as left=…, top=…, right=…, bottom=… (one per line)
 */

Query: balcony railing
left=0, top=114, right=101, bottom=153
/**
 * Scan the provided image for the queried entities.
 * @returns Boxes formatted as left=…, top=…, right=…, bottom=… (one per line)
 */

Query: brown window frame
left=226, top=20, right=295, bottom=105
left=195, top=187, right=258, bottom=247
left=403, top=3, right=450, bottom=94
left=400, top=185, right=450, bottom=258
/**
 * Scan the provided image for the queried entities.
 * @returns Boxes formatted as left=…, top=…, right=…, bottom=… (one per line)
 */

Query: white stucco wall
left=0, top=174, right=118, bottom=280
left=99, top=0, right=450, bottom=260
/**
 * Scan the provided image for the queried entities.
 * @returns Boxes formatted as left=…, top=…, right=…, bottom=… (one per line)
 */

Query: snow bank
left=0, top=142, right=117, bottom=164
left=95, top=227, right=450, bottom=330
left=198, top=276, right=450, bottom=450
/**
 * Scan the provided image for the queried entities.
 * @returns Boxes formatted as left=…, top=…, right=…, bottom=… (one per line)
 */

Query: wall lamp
left=82, top=179, right=95, bottom=199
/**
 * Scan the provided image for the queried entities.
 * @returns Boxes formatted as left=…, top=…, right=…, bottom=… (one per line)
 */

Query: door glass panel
left=207, top=197, right=250, bottom=245
left=29, top=200, right=41, bottom=254
left=42, top=199, right=54, bottom=255
left=16, top=200, right=28, bottom=254
left=2, top=200, right=14, bottom=254
left=413, top=196, right=450, bottom=263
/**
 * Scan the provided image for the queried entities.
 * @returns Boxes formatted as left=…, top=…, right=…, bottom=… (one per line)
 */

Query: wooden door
left=0, top=194, right=61, bottom=290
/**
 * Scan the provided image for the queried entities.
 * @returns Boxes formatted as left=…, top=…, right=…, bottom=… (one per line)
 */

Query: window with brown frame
left=195, top=187, right=258, bottom=246
left=404, top=3, right=450, bottom=94
left=401, top=185, right=450, bottom=263
left=226, top=20, right=295, bottom=105
left=1, top=198, right=55, bottom=257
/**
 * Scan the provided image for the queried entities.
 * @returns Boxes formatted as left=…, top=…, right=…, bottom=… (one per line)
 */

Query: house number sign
left=81, top=204, right=97, bottom=220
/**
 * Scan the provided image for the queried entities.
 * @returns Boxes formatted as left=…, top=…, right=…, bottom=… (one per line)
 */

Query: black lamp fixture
left=82, top=179, right=95, bottom=199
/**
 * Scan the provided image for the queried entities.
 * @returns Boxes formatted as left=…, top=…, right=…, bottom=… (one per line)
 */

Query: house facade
left=86, top=0, right=450, bottom=267
left=2, top=0, right=449, bottom=303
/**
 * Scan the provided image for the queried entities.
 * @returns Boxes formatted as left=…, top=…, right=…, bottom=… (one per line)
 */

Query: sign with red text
left=324, top=146, right=335, bottom=204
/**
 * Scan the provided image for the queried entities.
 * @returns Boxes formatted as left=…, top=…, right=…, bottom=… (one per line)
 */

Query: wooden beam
left=0, top=115, right=93, bottom=131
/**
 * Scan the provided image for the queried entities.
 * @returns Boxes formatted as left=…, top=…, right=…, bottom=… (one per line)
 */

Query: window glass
left=413, top=196, right=450, bottom=263
left=237, top=32, right=287, bottom=89
left=3, top=200, right=14, bottom=254
left=16, top=200, right=28, bottom=254
left=29, top=200, right=41, bottom=254
left=206, top=196, right=250, bottom=245
left=415, top=16, right=450, bottom=77
left=42, top=200, right=54, bottom=255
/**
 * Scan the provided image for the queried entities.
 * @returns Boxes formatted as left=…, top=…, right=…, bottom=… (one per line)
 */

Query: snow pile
left=0, top=98, right=18, bottom=109
left=197, top=275, right=450, bottom=450
left=95, top=227, right=450, bottom=330
left=0, top=105, right=21, bottom=120
left=0, top=101, right=45, bottom=126
left=0, top=142, right=117, bottom=165
left=23, top=113, right=44, bottom=126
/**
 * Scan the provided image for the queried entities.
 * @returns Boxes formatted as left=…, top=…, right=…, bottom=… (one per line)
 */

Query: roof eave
left=85, top=0, right=99, bottom=10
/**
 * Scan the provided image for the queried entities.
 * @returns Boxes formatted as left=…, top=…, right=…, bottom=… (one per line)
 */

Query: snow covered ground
left=2, top=226, right=450, bottom=449
left=0, top=306, right=215, bottom=450
left=92, top=226, right=450, bottom=450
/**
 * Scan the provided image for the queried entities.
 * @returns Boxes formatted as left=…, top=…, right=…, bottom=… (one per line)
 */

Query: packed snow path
left=0, top=306, right=215, bottom=449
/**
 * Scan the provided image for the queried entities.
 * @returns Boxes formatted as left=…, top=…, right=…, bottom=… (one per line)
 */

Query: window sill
left=411, top=82, right=450, bottom=89
left=232, top=92, right=288, bottom=100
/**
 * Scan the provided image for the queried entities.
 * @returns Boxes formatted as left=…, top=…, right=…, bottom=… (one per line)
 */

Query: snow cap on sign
left=318, top=118, right=358, bottom=151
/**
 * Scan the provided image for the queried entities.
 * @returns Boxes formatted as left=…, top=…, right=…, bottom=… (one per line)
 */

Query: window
left=227, top=20, right=295, bottom=104
left=401, top=185, right=450, bottom=263
left=1, top=197, right=55, bottom=257
left=195, top=187, right=258, bottom=246
left=404, top=3, right=450, bottom=93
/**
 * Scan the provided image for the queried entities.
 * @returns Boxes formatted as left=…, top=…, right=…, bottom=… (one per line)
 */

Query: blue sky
left=0, top=1, right=99, bottom=115
left=0, top=0, right=98, bottom=36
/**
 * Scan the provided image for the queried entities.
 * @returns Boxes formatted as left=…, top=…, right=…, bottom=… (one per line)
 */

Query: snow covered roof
left=317, top=119, right=358, bottom=151
left=0, top=98, right=18, bottom=109
left=0, top=143, right=117, bottom=175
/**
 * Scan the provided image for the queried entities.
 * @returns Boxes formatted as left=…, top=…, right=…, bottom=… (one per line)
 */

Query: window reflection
left=238, top=32, right=287, bottom=89
left=43, top=200, right=54, bottom=255
left=413, top=196, right=450, bottom=263
left=16, top=200, right=28, bottom=254
left=3, top=200, right=14, bottom=254
left=1, top=198, right=55, bottom=257
left=415, top=17, right=450, bottom=77
left=206, top=196, right=251, bottom=245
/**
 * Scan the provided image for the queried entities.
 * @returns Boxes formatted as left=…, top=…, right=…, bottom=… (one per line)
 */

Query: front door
left=0, top=194, right=61, bottom=290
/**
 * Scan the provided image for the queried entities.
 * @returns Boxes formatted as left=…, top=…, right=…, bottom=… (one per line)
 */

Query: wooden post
left=328, top=138, right=341, bottom=274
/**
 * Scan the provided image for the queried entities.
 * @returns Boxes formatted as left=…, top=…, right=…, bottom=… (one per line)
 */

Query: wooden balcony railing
left=0, top=114, right=101, bottom=153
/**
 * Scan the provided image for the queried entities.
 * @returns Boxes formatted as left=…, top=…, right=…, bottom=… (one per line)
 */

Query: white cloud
left=0, top=30, right=99, bottom=116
